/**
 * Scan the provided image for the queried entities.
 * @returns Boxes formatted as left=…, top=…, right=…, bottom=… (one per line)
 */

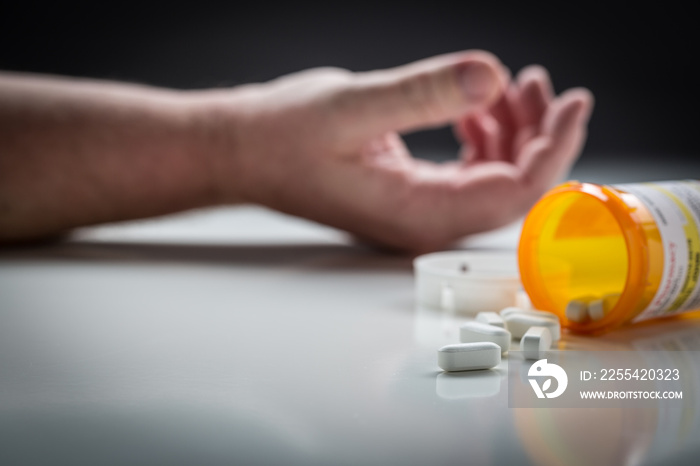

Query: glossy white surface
left=2, top=199, right=700, bottom=465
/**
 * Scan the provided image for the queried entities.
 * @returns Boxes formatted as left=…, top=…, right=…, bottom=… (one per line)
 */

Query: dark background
left=1, top=3, right=696, bottom=164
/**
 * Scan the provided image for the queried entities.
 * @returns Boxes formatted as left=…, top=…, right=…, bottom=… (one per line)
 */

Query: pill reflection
left=435, top=369, right=502, bottom=400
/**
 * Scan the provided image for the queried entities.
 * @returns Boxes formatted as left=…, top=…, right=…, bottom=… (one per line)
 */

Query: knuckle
left=397, top=72, right=446, bottom=124
left=307, top=66, right=353, bottom=81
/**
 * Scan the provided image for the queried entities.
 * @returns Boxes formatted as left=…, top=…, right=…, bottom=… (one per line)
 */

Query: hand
left=199, top=51, right=593, bottom=252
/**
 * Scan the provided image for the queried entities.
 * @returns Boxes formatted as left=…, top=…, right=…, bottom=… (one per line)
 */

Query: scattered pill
left=504, top=313, right=561, bottom=341
left=588, top=293, right=620, bottom=321
left=437, top=342, right=501, bottom=372
left=460, top=321, right=511, bottom=353
left=520, top=326, right=553, bottom=360
left=565, top=299, right=589, bottom=323
left=500, top=307, right=559, bottom=322
left=587, top=299, right=605, bottom=321
left=475, top=311, right=505, bottom=328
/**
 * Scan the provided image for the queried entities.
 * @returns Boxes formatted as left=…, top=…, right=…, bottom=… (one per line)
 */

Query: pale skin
left=0, top=50, right=593, bottom=251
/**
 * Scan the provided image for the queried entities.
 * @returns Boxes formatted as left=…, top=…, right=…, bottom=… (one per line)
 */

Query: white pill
left=475, top=311, right=505, bottom=328
left=587, top=299, right=605, bottom=321
left=520, top=326, right=553, bottom=360
left=500, top=307, right=559, bottom=322
left=588, top=293, right=620, bottom=321
left=460, top=321, right=511, bottom=353
left=437, top=342, right=501, bottom=372
left=504, top=313, right=561, bottom=341
left=565, top=299, right=589, bottom=323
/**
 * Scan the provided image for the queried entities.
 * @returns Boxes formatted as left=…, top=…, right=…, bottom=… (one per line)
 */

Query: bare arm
left=0, top=72, right=229, bottom=241
left=0, top=51, right=592, bottom=251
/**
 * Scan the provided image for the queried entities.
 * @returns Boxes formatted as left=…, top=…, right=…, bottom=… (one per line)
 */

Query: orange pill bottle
left=518, top=180, right=700, bottom=334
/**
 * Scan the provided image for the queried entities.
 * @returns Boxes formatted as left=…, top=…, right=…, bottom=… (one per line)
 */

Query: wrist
left=181, top=86, right=259, bottom=206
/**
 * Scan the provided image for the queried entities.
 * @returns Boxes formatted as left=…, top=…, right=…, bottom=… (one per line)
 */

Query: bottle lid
left=414, top=250, right=521, bottom=314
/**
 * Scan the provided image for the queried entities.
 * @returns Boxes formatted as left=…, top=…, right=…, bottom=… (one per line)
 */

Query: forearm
left=0, top=52, right=591, bottom=252
left=0, top=72, right=235, bottom=242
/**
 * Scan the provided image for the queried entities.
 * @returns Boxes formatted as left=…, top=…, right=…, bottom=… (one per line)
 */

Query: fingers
left=482, top=86, right=519, bottom=161
left=517, top=88, right=594, bottom=189
left=456, top=112, right=505, bottom=164
left=474, top=113, right=502, bottom=162
left=512, top=65, right=554, bottom=128
left=485, top=67, right=552, bottom=161
left=342, top=51, right=509, bottom=139
left=456, top=66, right=552, bottom=164
left=458, top=65, right=581, bottom=168
left=455, top=115, right=483, bottom=164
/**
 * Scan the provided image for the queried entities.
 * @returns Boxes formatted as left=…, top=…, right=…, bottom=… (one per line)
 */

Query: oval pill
left=475, top=311, right=505, bottom=328
left=587, top=299, right=605, bottom=321
left=500, top=307, right=559, bottom=322
left=521, top=326, right=553, bottom=360
left=588, top=293, right=619, bottom=321
left=437, top=342, right=501, bottom=372
left=460, top=321, right=510, bottom=353
left=504, top=313, right=561, bottom=341
left=565, top=299, right=589, bottom=323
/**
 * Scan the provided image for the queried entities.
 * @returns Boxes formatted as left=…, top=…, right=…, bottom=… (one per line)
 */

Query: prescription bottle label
left=615, top=181, right=700, bottom=322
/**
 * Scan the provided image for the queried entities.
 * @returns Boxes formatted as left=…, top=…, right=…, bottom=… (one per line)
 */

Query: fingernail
left=459, top=62, right=501, bottom=103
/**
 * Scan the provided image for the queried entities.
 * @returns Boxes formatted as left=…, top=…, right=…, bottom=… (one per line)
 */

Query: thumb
left=345, top=51, right=508, bottom=139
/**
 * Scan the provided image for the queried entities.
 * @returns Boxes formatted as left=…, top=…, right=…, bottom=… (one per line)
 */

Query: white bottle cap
left=414, top=251, right=521, bottom=315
